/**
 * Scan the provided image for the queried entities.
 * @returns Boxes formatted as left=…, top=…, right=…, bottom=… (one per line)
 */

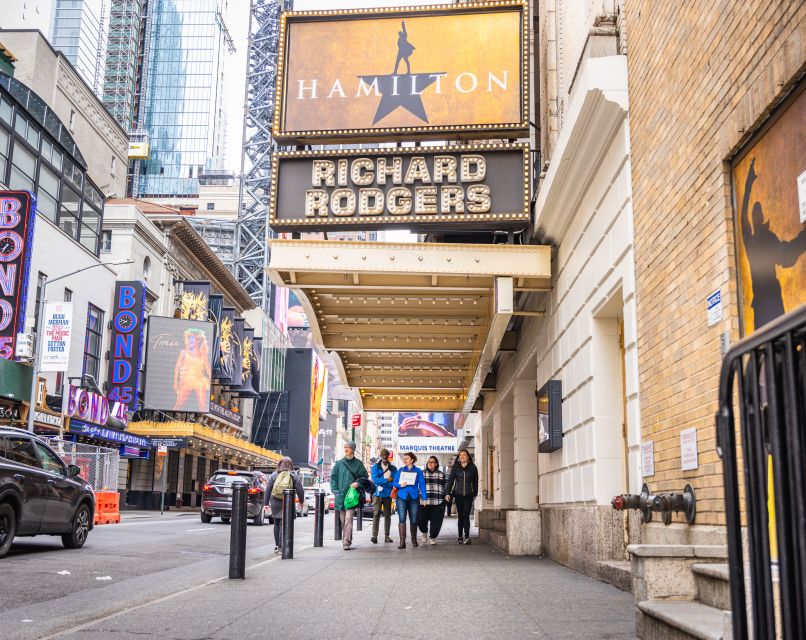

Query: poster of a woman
left=172, top=327, right=212, bottom=412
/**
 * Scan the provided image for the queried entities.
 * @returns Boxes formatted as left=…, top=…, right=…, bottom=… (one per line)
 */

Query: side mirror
left=67, top=464, right=81, bottom=478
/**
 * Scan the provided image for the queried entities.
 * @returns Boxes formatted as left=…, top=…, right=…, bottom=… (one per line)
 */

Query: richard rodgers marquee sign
left=269, top=144, right=530, bottom=232
left=274, top=1, right=528, bottom=142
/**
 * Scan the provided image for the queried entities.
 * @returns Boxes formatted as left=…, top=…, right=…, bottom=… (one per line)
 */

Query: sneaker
left=421, top=532, right=428, bottom=543
left=464, top=538, right=472, bottom=545
left=458, top=536, right=464, bottom=544
left=384, top=536, right=393, bottom=543
left=429, top=538, right=437, bottom=545
left=343, top=544, right=352, bottom=551
left=371, top=537, right=378, bottom=544
left=273, top=546, right=280, bottom=554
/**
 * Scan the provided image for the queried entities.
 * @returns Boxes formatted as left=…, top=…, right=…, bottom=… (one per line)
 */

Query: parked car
left=0, top=427, right=95, bottom=558
left=304, top=490, right=330, bottom=514
left=360, top=494, right=373, bottom=519
left=200, top=470, right=267, bottom=525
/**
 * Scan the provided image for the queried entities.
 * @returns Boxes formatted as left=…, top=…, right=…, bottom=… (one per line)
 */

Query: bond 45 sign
left=107, top=282, right=146, bottom=407
left=269, top=143, right=530, bottom=232
left=0, top=192, right=36, bottom=360
left=274, top=1, right=528, bottom=142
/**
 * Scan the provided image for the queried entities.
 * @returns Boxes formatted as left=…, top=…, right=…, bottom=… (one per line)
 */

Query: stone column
left=494, top=396, right=515, bottom=509
left=512, top=379, right=538, bottom=509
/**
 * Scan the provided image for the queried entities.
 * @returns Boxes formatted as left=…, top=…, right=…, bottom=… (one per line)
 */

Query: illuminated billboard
left=107, top=282, right=146, bottom=407
left=0, top=191, right=36, bottom=359
left=144, top=317, right=214, bottom=413
left=274, top=1, right=528, bottom=142
left=308, top=351, right=327, bottom=465
left=397, top=412, right=457, bottom=437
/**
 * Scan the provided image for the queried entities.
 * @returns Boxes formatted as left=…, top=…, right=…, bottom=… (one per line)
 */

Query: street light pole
left=26, top=260, right=134, bottom=433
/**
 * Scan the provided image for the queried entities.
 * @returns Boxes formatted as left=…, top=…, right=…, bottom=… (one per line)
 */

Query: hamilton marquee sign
left=274, top=1, right=528, bottom=142
left=269, top=144, right=530, bottom=232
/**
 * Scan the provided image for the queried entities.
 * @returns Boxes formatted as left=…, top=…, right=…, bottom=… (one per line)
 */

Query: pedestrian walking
left=330, top=441, right=369, bottom=550
left=393, top=452, right=426, bottom=549
left=418, top=456, right=446, bottom=545
left=265, top=457, right=304, bottom=554
left=370, top=448, right=397, bottom=544
left=445, top=449, right=478, bottom=544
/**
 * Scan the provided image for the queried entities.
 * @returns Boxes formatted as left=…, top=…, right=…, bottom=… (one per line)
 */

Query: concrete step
left=479, top=527, right=509, bottom=554
left=492, top=517, right=507, bottom=533
left=597, top=559, right=632, bottom=593
left=692, top=563, right=731, bottom=611
left=637, top=600, right=727, bottom=640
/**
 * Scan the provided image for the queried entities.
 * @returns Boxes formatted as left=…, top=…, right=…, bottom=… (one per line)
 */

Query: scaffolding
left=235, top=0, right=292, bottom=311
left=102, top=0, right=146, bottom=131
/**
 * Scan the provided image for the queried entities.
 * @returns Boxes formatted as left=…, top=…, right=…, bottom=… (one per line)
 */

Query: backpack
left=271, top=471, right=294, bottom=499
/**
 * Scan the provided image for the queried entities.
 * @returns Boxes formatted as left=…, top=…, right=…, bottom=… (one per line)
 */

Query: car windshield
left=210, top=473, right=252, bottom=485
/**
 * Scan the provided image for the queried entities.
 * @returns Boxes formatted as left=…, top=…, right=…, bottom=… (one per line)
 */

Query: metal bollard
left=314, top=490, right=325, bottom=547
left=355, top=500, right=363, bottom=531
left=229, top=480, right=248, bottom=579
left=334, top=509, right=342, bottom=541
left=281, top=488, right=295, bottom=559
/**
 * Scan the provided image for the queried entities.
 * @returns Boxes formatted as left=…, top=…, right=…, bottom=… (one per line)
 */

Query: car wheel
left=200, top=512, right=212, bottom=523
left=253, top=508, right=264, bottom=526
left=0, top=503, right=16, bottom=558
left=62, top=503, right=91, bottom=549
left=221, top=516, right=231, bottom=524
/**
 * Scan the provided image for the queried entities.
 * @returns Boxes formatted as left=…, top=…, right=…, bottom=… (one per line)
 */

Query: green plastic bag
left=344, top=486, right=360, bottom=510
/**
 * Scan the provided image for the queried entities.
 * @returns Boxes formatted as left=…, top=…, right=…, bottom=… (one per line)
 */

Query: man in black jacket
left=445, top=449, right=478, bottom=544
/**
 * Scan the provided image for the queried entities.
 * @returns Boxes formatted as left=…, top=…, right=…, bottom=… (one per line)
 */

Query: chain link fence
left=45, top=438, right=120, bottom=492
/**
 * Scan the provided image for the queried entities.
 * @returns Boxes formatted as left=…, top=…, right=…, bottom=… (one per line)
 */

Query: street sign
left=14, top=332, right=32, bottom=359
left=274, top=1, right=528, bottom=143
left=157, top=445, right=168, bottom=456
left=269, top=143, right=530, bottom=232
left=351, top=413, right=361, bottom=427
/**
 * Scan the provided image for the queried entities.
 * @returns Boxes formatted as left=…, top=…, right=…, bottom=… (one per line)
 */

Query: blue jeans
left=396, top=497, right=419, bottom=524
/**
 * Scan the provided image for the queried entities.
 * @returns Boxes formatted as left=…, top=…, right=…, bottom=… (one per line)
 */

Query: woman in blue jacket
left=393, top=452, right=426, bottom=549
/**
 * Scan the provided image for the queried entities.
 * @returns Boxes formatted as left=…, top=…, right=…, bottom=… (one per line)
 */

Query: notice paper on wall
left=680, top=427, right=699, bottom=471
left=641, top=441, right=654, bottom=477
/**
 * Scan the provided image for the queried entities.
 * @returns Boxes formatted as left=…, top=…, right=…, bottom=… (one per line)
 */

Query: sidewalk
left=59, top=518, right=636, bottom=639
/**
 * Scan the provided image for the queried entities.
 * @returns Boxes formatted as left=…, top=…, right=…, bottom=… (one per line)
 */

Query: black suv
left=0, top=427, right=96, bottom=557
left=201, top=470, right=267, bottom=525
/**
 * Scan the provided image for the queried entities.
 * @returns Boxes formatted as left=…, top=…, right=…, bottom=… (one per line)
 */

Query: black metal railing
left=717, top=304, right=806, bottom=640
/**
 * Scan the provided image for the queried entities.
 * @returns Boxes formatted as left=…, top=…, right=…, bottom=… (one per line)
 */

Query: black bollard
left=229, top=480, right=248, bottom=579
left=281, top=488, right=295, bottom=559
left=314, top=490, right=325, bottom=547
left=334, top=509, right=342, bottom=541
left=355, top=499, right=363, bottom=531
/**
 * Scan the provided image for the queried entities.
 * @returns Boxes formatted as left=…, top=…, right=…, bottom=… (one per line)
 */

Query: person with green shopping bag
left=330, top=441, right=368, bottom=550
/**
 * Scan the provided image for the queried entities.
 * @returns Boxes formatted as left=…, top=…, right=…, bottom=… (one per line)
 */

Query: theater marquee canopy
left=267, top=240, right=551, bottom=413
left=269, top=143, right=530, bottom=232
left=274, top=1, right=529, bottom=143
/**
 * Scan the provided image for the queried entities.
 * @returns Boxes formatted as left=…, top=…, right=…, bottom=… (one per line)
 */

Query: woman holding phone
left=393, top=452, right=426, bottom=549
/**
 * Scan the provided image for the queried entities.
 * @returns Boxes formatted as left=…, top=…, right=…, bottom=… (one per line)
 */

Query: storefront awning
left=268, top=240, right=551, bottom=413
left=129, top=421, right=283, bottom=465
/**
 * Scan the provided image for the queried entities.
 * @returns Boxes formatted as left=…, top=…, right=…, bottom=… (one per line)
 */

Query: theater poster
left=733, top=86, right=806, bottom=334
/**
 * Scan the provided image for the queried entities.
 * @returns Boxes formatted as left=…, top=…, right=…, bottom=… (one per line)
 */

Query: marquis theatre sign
left=269, top=144, right=530, bottom=232
left=274, top=1, right=528, bottom=142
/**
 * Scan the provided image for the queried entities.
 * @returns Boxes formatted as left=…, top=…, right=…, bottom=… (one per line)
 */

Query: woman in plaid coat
left=417, top=456, right=447, bottom=545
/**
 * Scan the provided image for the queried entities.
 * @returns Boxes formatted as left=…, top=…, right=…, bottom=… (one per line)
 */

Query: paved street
left=2, top=512, right=636, bottom=640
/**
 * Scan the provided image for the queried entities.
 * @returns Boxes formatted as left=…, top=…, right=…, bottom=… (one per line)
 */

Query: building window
left=9, top=141, right=36, bottom=192
left=82, top=304, right=104, bottom=383
left=69, top=110, right=75, bottom=131
left=206, top=202, right=214, bottom=210
left=100, top=230, right=112, bottom=253
left=36, top=164, right=60, bottom=223
left=33, top=272, right=47, bottom=335
left=111, top=156, right=117, bottom=176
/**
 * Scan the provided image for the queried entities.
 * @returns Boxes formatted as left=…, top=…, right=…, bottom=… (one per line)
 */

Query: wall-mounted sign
left=0, top=191, right=36, bottom=360
left=269, top=144, right=530, bottom=232
left=127, top=141, right=149, bottom=160
left=65, top=385, right=129, bottom=427
left=274, top=1, right=527, bottom=142
left=537, top=380, right=562, bottom=453
left=178, top=281, right=210, bottom=321
left=41, top=302, right=73, bottom=372
left=680, top=427, right=699, bottom=471
left=67, top=419, right=150, bottom=448
left=641, top=441, right=655, bottom=477
left=209, top=401, right=243, bottom=426
left=33, top=409, right=63, bottom=428
left=397, top=437, right=457, bottom=454
left=107, top=282, right=146, bottom=407
left=706, top=290, right=722, bottom=327
left=150, top=437, right=188, bottom=449
left=144, top=317, right=214, bottom=413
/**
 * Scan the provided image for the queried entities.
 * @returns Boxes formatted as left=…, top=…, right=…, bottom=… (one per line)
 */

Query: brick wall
left=625, top=1, right=805, bottom=525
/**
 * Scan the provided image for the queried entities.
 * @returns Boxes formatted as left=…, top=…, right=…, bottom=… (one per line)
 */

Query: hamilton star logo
left=360, top=20, right=445, bottom=125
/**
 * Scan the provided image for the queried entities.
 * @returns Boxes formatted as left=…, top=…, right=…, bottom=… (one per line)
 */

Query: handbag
left=344, top=485, right=360, bottom=510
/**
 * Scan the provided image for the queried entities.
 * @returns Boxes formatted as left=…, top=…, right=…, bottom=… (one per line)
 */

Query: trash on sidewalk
left=95, top=576, right=113, bottom=581
left=56, top=570, right=71, bottom=575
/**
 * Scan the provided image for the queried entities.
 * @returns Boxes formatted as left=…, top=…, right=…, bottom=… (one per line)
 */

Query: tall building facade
left=102, top=0, right=146, bottom=130
left=134, top=0, right=232, bottom=198
left=50, top=0, right=109, bottom=97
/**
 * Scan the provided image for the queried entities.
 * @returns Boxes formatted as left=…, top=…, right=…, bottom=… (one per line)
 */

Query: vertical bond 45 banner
left=107, top=282, right=146, bottom=407
left=275, top=1, right=528, bottom=142
left=144, top=317, right=214, bottom=413
left=733, top=87, right=806, bottom=334
left=0, top=191, right=36, bottom=359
